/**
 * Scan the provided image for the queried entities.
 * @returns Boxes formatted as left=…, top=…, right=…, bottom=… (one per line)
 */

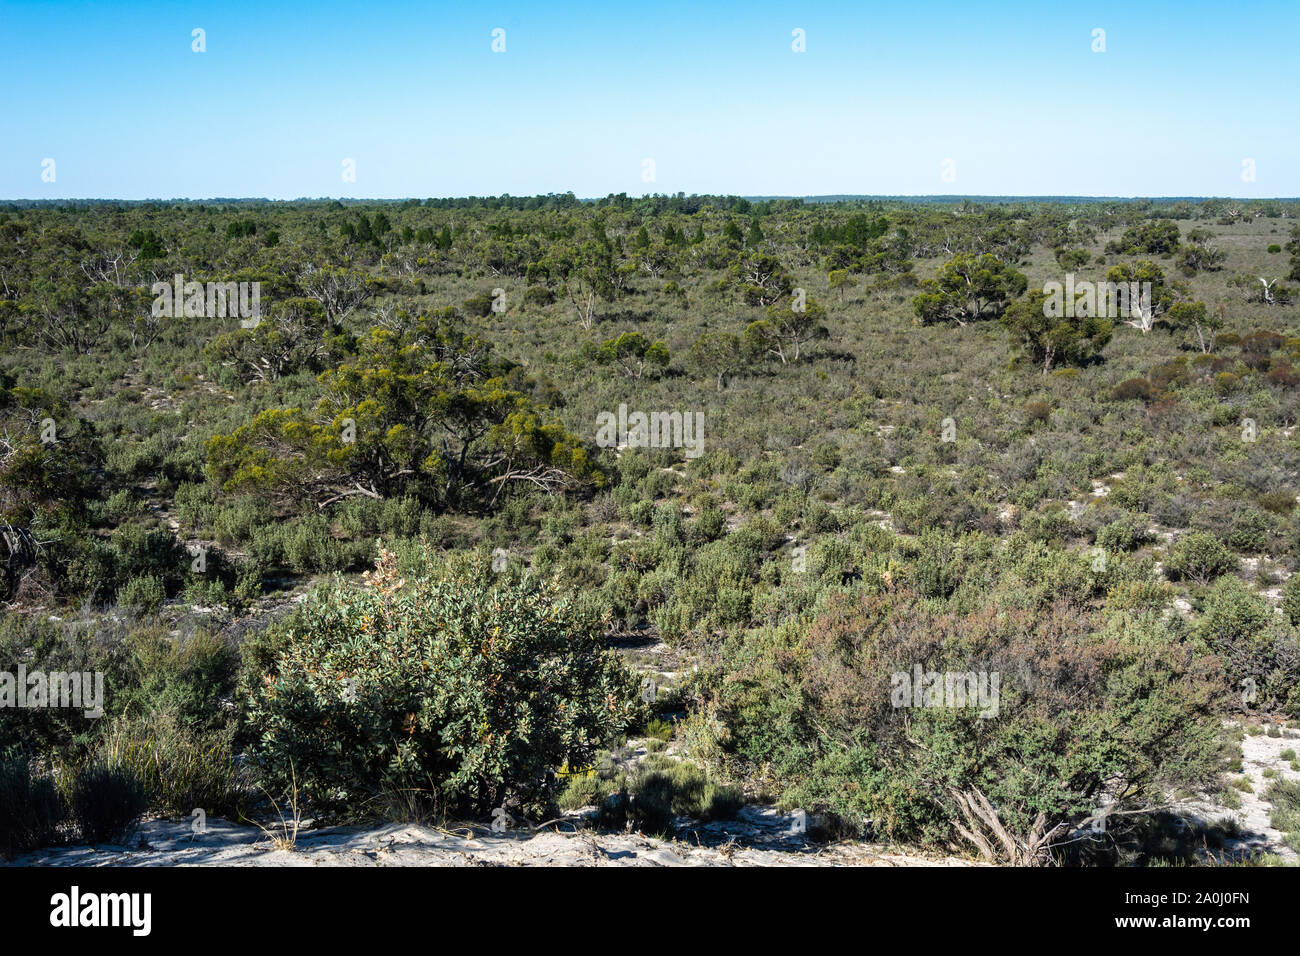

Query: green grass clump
left=622, top=755, right=743, bottom=835
left=65, top=761, right=148, bottom=845
left=556, top=771, right=620, bottom=811
left=644, top=718, right=675, bottom=742
left=0, top=751, right=66, bottom=859
left=1265, top=779, right=1300, bottom=831
left=94, top=711, right=247, bottom=818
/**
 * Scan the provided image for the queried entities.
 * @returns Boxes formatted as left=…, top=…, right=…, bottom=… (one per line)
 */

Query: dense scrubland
left=3, top=193, right=1300, bottom=865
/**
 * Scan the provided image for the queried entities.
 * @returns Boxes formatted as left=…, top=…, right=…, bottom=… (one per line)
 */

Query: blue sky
left=2, top=0, right=1297, bottom=199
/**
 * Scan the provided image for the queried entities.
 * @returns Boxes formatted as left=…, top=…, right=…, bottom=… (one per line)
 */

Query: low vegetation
left=3, top=194, right=1299, bottom=864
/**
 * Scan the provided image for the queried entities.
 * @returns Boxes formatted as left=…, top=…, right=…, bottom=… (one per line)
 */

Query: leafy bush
left=556, top=769, right=619, bottom=811
left=1195, top=577, right=1299, bottom=713
left=1096, top=514, right=1153, bottom=553
left=720, top=589, right=1224, bottom=862
left=1165, top=531, right=1237, bottom=584
left=1265, top=778, right=1300, bottom=848
left=116, top=573, right=166, bottom=613
left=116, top=626, right=238, bottom=733
left=1282, top=575, right=1300, bottom=627
left=644, top=718, right=674, bottom=742
left=1112, top=378, right=1154, bottom=402
left=243, top=549, right=640, bottom=816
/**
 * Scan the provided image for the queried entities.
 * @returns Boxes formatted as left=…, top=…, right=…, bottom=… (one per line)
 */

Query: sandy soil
left=1175, top=724, right=1300, bottom=864
left=12, top=724, right=1297, bottom=867
left=8, top=805, right=979, bottom=868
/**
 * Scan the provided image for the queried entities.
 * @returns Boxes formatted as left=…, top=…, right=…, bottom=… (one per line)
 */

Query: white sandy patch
left=9, top=807, right=982, bottom=868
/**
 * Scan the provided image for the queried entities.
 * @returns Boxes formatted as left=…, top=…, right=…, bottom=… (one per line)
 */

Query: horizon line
left=4, top=194, right=1298, bottom=205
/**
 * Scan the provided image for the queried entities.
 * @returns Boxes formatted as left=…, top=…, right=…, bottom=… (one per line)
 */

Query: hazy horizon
left=4, top=193, right=1299, bottom=204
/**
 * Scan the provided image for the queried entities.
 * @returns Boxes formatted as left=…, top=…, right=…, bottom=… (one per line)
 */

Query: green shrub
left=1166, top=531, right=1236, bottom=584
left=1096, top=514, right=1153, bottom=553
left=463, top=291, right=496, bottom=317
left=1195, top=576, right=1297, bottom=711
left=644, top=718, right=674, bottom=742
left=908, top=529, right=966, bottom=598
left=1265, top=778, right=1300, bottom=841
left=1282, top=575, right=1300, bottom=627
left=116, top=573, right=166, bottom=613
left=1222, top=507, right=1272, bottom=553
left=556, top=771, right=618, bottom=811
left=720, top=588, right=1224, bottom=862
left=523, top=285, right=555, bottom=306
left=116, top=627, right=238, bottom=733
left=691, top=505, right=727, bottom=543
left=243, top=549, right=640, bottom=816
left=1112, top=378, right=1154, bottom=402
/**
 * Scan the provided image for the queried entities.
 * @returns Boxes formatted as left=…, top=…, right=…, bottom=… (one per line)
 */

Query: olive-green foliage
left=1195, top=576, right=1299, bottom=713
left=114, top=626, right=238, bottom=734
left=556, top=770, right=620, bottom=811
left=1002, top=290, right=1113, bottom=372
left=1282, top=575, right=1300, bottom=627
left=243, top=550, right=640, bottom=816
left=116, top=573, right=165, bottom=612
left=722, top=587, right=1225, bottom=856
left=1264, top=778, right=1300, bottom=851
left=0, top=613, right=239, bottom=769
left=1165, top=531, right=1237, bottom=584
left=5, top=196, right=1300, bottom=860
left=608, top=755, right=742, bottom=835
left=644, top=717, right=674, bottom=742
left=1096, top=513, right=1154, bottom=553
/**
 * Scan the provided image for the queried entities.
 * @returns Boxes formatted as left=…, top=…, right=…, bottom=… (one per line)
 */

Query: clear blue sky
left=2, top=0, right=1297, bottom=199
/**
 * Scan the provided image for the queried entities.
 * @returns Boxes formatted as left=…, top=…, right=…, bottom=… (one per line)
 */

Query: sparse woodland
left=3, top=194, right=1300, bottom=864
